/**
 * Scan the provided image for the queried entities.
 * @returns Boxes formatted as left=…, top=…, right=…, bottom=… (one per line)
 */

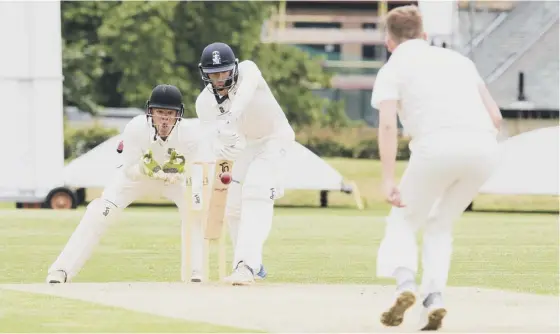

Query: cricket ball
left=220, top=172, right=232, bottom=185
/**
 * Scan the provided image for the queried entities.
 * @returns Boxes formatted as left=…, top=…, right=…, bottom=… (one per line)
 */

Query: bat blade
left=205, top=159, right=233, bottom=240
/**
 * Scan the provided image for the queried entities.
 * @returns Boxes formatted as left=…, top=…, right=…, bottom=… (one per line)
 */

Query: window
left=362, top=45, right=377, bottom=60
left=298, top=44, right=341, bottom=61
left=362, top=23, right=377, bottom=30
left=293, top=22, right=342, bottom=29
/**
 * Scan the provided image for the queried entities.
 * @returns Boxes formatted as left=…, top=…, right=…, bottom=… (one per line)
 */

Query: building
left=262, top=0, right=417, bottom=125
left=262, top=1, right=558, bottom=136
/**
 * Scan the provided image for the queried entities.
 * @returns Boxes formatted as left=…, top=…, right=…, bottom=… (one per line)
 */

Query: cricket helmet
left=145, top=84, right=184, bottom=138
left=198, top=42, right=239, bottom=93
left=146, top=84, right=184, bottom=116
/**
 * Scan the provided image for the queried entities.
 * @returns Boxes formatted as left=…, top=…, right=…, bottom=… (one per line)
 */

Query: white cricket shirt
left=371, top=39, right=497, bottom=144
left=120, top=115, right=205, bottom=179
left=196, top=60, right=295, bottom=144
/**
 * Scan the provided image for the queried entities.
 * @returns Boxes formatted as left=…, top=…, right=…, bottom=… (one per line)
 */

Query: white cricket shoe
left=223, top=261, right=255, bottom=286
left=46, top=270, right=67, bottom=284
left=419, top=292, right=447, bottom=331
left=191, top=270, right=203, bottom=283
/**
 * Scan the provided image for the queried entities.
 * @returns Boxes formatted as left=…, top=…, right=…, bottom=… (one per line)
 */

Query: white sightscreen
left=418, top=1, right=461, bottom=48
left=0, top=1, right=64, bottom=200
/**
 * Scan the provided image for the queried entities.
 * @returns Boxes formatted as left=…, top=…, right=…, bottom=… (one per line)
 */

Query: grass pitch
left=0, top=206, right=558, bottom=332
left=0, top=158, right=557, bottom=332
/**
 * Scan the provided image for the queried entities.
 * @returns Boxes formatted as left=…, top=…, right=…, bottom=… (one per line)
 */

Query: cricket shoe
left=224, top=261, right=255, bottom=286
left=191, top=270, right=203, bottom=283
left=419, top=292, right=447, bottom=331
left=46, top=270, right=67, bottom=284
left=255, top=264, right=267, bottom=280
left=380, top=283, right=417, bottom=327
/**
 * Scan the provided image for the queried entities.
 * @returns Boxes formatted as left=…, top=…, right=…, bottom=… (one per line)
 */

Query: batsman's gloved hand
left=141, top=149, right=164, bottom=179
left=217, top=126, right=240, bottom=148
left=215, top=143, right=242, bottom=161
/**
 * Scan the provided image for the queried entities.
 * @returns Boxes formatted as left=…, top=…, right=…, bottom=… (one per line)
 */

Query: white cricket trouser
left=48, top=168, right=203, bottom=281
left=226, top=138, right=291, bottom=272
left=376, top=131, right=499, bottom=296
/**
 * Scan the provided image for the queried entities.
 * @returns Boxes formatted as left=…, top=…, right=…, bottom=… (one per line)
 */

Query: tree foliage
left=61, top=1, right=346, bottom=127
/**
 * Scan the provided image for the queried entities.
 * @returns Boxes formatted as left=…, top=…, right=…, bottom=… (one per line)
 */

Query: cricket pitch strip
left=1, top=282, right=558, bottom=333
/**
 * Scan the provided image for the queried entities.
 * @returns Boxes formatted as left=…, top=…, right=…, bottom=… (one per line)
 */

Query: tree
left=61, top=1, right=347, bottom=127
left=61, top=1, right=117, bottom=113
left=164, top=1, right=276, bottom=115
left=252, top=43, right=347, bottom=129
left=98, top=1, right=191, bottom=109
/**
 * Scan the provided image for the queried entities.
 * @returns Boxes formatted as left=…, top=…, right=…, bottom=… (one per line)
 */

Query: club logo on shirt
left=219, top=106, right=226, bottom=114
left=212, top=51, right=221, bottom=65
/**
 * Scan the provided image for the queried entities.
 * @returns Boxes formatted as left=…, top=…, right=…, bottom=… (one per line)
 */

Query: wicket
left=181, top=161, right=228, bottom=283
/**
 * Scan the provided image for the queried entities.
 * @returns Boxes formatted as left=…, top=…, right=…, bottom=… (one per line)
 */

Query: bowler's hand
left=382, top=178, right=405, bottom=208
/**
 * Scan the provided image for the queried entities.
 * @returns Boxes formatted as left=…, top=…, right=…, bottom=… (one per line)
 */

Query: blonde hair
left=385, top=5, right=424, bottom=44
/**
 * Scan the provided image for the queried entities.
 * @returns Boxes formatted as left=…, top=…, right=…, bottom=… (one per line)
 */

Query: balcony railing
left=262, top=26, right=384, bottom=44
left=457, top=1, right=515, bottom=11
left=274, top=13, right=382, bottom=25
left=323, top=60, right=383, bottom=75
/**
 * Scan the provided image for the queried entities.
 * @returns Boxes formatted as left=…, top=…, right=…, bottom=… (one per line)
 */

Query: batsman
left=46, top=84, right=208, bottom=284
left=195, top=42, right=296, bottom=285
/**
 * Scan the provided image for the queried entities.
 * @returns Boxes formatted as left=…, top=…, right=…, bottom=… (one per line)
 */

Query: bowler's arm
left=371, top=66, right=400, bottom=182
left=229, top=60, right=262, bottom=119
left=470, top=60, right=502, bottom=130
left=478, top=84, right=502, bottom=130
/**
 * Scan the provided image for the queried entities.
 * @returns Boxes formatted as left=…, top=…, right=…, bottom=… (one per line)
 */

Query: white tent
left=63, top=119, right=363, bottom=208
left=479, top=126, right=559, bottom=196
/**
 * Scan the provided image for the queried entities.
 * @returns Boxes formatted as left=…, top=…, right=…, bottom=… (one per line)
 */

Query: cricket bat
left=205, top=159, right=234, bottom=239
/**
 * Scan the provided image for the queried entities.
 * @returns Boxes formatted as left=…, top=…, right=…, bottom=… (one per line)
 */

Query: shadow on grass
left=470, top=208, right=559, bottom=215
left=104, top=202, right=559, bottom=215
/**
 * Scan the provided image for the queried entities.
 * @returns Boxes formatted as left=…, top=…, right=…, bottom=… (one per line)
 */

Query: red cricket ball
left=116, top=140, right=124, bottom=153
left=220, top=172, right=232, bottom=185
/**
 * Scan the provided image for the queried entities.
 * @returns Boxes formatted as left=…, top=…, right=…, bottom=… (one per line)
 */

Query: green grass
left=0, top=208, right=557, bottom=331
left=0, top=208, right=557, bottom=294
left=0, top=289, right=254, bottom=333
left=0, top=157, right=558, bottom=332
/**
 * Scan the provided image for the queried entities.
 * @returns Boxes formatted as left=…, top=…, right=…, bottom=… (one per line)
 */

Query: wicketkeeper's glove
left=162, top=150, right=186, bottom=174
left=160, top=150, right=186, bottom=185
left=141, top=149, right=164, bottom=178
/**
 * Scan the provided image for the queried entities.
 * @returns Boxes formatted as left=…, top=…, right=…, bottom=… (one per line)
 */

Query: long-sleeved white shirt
left=120, top=115, right=204, bottom=179
left=195, top=60, right=295, bottom=145
left=371, top=39, right=497, bottom=143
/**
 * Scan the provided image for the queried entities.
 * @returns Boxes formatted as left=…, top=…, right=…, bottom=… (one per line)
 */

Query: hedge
left=63, top=123, right=409, bottom=162
left=296, top=125, right=411, bottom=160
left=64, top=123, right=119, bottom=160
